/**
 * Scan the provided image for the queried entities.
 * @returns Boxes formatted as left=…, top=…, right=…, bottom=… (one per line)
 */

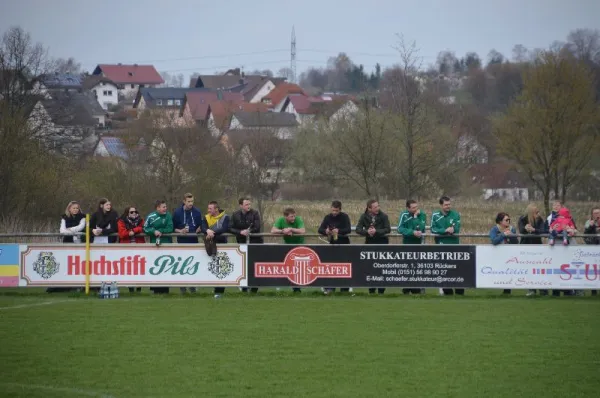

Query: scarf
left=205, top=211, right=225, bottom=228
left=121, top=215, right=142, bottom=230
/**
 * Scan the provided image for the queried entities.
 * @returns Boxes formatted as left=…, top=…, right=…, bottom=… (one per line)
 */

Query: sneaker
left=438, top=288, right=445, bottom=296
left=563, top=239, right=568, bottom=246
left=526, top=290, right=535, bottom=297
left=214, top=294, right=222, bottom=299
left=549, top=239, right=555, bottom=246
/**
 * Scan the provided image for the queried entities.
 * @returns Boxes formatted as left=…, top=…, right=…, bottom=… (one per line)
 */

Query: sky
left=2, top=0, right=599, bottom=79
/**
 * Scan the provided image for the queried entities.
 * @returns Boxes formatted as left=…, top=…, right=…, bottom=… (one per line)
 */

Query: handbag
left=203, top=236, right=217, bottom=257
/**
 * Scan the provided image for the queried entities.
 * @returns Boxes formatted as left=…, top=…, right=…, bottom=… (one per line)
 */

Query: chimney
left=118, top=63, right=122, bottom=66
left=134, top=63, right=138, bottom=67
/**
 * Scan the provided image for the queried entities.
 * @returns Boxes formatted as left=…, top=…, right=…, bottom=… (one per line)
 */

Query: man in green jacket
left=144, top=200, right=174, bottom=294
left=431, top=196, right=463, bottom=296
left=271, top=208, right=306, bottom=293
left=398, top=199, right=426, bottom=295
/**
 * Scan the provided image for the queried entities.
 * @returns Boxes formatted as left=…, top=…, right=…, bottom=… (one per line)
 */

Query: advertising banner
left=248, top=244, right=476, bottom=287
left=476, top=245, right=600, bottom=289
left=0, top=244, right=21, bottom=287
left=20, top=244, right=248, bottom=287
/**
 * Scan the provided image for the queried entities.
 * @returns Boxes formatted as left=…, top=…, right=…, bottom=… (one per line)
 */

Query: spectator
left=272, top=208, right=306, bottom=293
left=60, top=201, right=86, bottom=244
left=545, top=201, right=576, bottom=297
left=118, top=206, right=145, bottom=294
left=230, top=197, right=263, bottom=293
left=204, top=201, right=230, bottom=297
left=356, top=199, right=391, bottom=295
left=398, top=199, right=427, bottom=295
left=144, top=200, right=174, bottom=295
left=490, top=212, right=518, bottom=295
left=431, top=196, right=463, bottom=296
left=172, top=193, right=204, bottom=295
left=318, top=200, right=352, bottom=294
left=548, top=208, right=576, bottom=246
left=583, top=207, right=599, bottom=296
left=52, top=201, right=86, bottom=293
left=518, top=204, right=548, bottom=297
left=89, top=198, right=118, bottom=244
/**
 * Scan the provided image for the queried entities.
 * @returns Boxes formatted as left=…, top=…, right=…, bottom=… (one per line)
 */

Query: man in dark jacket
left=172, top=193, right=204, bottom=294
left=318, top=200, right=352, bottom=294
left=356, top=199, right=391, bottom=295
left=204, top=201, right=230, bottom=297
left=229, top=197, right=263, bottom=293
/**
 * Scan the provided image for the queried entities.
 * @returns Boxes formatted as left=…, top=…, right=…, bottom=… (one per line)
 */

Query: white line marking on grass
left=0, top=382, right=117, bottom=397
left=0, top=300, right=72, bottom=310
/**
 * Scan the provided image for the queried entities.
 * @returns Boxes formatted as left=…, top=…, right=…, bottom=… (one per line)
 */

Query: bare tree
left=159, top=71, right=185, bottom=87
left=566, top=28, right=600, bottom=62
left=277, top=67, right=294, bottom=81
left=53, top=57, right=82, bottom=74
left=381, top=35, right=458, bottom=198
left=494, top=50, right=600, bottom=212
left=512, top=44, right=529, bottom=63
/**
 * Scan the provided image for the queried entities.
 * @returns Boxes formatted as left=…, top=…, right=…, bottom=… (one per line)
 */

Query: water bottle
left=111, top=281, right=119, bottom=299
left=99, top=282, right=106, bottom=299
left=106, top=282, right=111, bottom=299
left=156, top=236, right=161, bottom=247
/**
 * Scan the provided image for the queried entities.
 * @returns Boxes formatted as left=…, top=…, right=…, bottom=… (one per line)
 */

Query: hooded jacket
left=172, top=205, right=204, bottom=244
left=356, top=211, right=391, bottom=244
left=203, top=210, right=230, bottom=244
left=550, top=208, right=575, bottom=232
left=144, top=211, right=174, bottom=244
left=397, top=210, right=427, bottom=244
left=431, top=209, right=461, bottom=244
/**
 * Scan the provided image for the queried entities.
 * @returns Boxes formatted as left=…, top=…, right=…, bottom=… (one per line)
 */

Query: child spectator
left=549, top=208, right=576, bottom=246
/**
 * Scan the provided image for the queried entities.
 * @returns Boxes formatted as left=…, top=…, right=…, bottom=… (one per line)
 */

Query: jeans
left=368, top=288, right=386, bottom=294
left=549, top=230, right=568, bottom=241
left=180, top=287, right=197, bottom=293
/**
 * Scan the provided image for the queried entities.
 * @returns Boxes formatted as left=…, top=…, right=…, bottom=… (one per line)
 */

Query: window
left=131, top=84, right=135, bottom=89
left=167, top=99, right=174, bottom=106
left=174, top=99, right=181, bottom=106
left=103, top=90, right=108, bottom=96
left=107, top=91, right=113, bottom=96
left=156, top=100, right=163, bottom=106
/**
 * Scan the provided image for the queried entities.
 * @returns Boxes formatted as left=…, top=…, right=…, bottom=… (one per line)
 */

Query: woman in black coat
left=89, top=198, right=119, bottom=244
left=518, top=204, right=547, bottom=296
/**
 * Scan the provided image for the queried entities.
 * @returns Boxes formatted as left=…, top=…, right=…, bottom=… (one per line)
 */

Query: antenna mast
left=291, top=26, right=297, bottom=83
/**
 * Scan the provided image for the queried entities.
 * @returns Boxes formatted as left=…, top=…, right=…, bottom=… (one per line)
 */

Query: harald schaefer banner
left=20, top=244, right=248, bottom=287
left=248, top=244, right=477, bottom=288
left=476, top=245, right=600, bottom=289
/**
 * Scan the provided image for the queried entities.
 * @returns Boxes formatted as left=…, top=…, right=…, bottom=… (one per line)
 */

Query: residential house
left=261, top=83, right=305, bottom=111
left=28, top=91, right=106, bottom=156
left=94, top=136, right=128, bottom=159
left=92, top=64, right=164, bottom=100
left=279, top=94, right=323, bottom=124
left=83, top=76, right=119, bottom=110
left=180, top=91, right=245, bottom=125
left=230, top=111, right=298, bottom=139
left=31, top=73, right=83, bottom=97
left=191, top=68, right=285, bottom=103
left=134, top=87, right=213, bottom=127
left=207, top=101, right=269, bottom=135
left=469, top=163, right=529, bottom=201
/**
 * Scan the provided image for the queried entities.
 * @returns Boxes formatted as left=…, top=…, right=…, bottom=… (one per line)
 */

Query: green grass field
left=1, top=289, right=599, bottom=398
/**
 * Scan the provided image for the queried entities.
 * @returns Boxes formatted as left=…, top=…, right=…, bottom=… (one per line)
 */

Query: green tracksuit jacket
left=397, top=210, right=427, bottom=244
left=431, top=210, right=461, bottom=244
left=144, top=211, right=174, bottom=243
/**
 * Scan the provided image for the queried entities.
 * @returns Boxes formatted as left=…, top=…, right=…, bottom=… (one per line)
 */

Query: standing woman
left=52, top=201, right=86, bottom=293
left=490, top=212, right=518, bottom=295
left=518, top=204, right=547, bottom=296
left=60, top=201, right=86, bottom=244
left=89, top=198, right=119, bottom=244
left=118, top=206, right=145, bottom=293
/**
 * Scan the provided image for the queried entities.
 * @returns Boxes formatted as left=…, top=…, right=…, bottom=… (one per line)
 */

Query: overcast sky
left=2, top=0, right=599, bottom=77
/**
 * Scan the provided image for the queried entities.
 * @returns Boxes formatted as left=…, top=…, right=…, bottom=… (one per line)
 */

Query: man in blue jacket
left=172, top=193, right=205, bottom=294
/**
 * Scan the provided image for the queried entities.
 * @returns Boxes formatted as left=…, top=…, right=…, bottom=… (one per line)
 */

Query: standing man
left=431, top=196, right=463, bottom=296
left=318, top=200, right=352, bottom=294
left=172, top=193, right=204, bottom=294
left=398, top=199, right=427, bottom=295
left=356, top=199, right=391, bottom=295
left=272, top=208, right=306, bottom=293
left=204, top=201, right=230, bottom=297
left=144, top=200, right=174, bottom=294
left=230, top=197, right=263, bottom=293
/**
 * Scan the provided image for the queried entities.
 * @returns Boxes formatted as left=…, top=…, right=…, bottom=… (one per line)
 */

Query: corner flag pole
left=85, top=214, right=91, bottom=295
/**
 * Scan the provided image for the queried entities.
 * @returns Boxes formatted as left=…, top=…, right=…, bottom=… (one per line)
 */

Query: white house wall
left=249, top=81, right=275, bottom=103
left=92, top=82, right=119, bottom=110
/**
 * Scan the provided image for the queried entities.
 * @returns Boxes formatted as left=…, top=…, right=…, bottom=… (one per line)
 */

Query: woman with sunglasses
left=490, top=212, right=518, bottom=295
left=118, top=206, right=145, bottom=293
